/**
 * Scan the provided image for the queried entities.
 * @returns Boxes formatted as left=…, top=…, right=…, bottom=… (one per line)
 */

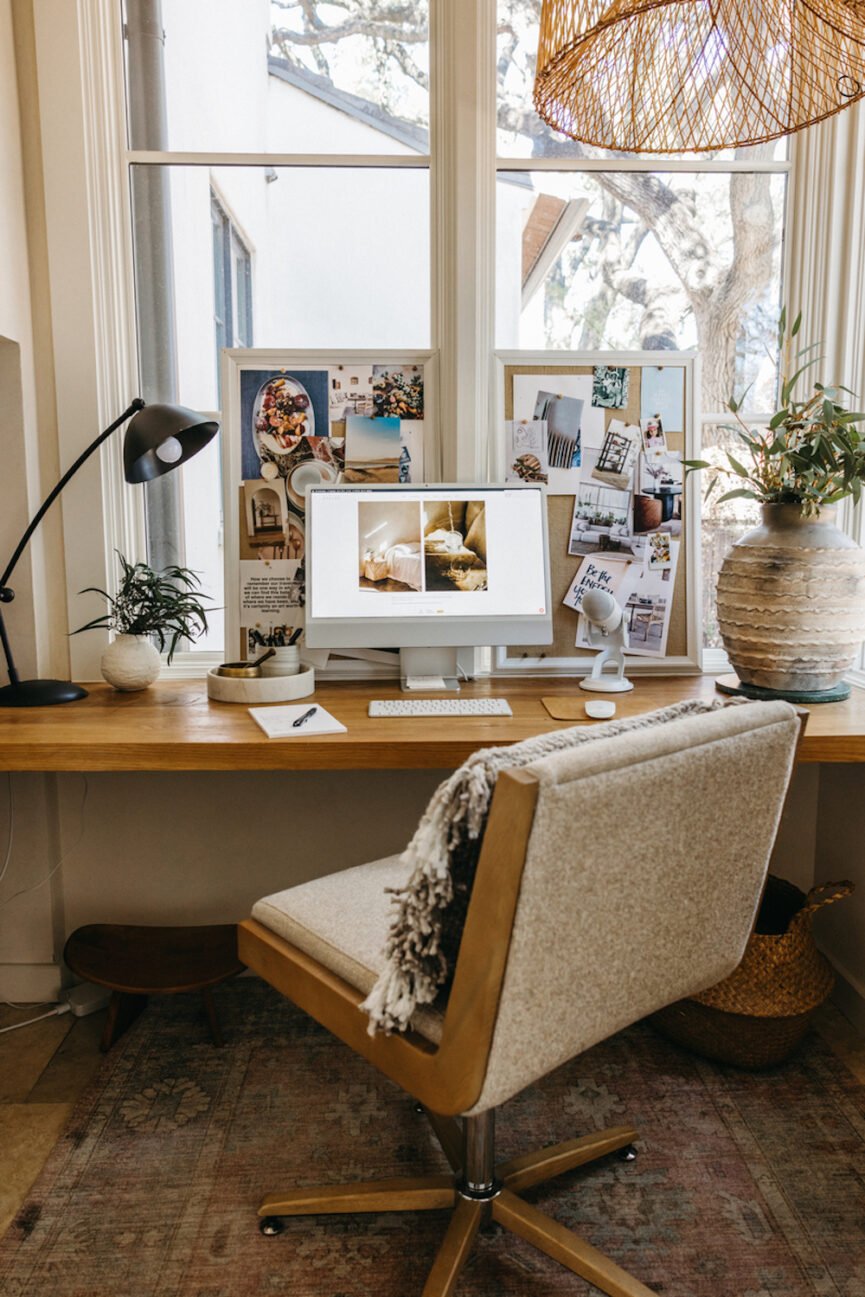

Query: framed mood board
left=494, top=351, right=701, bottom=676
left=221, top=349, right=437, bottom=673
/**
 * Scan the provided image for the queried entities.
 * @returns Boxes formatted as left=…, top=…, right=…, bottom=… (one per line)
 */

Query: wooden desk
left=0, top=675, right=863, bottom=771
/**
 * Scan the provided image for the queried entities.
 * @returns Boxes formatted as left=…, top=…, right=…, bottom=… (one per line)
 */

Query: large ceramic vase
left=716, top=504, right=865, bottom=701
left=100, top=633, right=161, bottom=691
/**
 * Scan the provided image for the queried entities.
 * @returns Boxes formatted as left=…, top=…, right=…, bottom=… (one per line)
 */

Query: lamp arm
left=0, top=399, right=144, bottom=594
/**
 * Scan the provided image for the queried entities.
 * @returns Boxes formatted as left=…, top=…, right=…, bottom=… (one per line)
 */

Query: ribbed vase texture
left=717, top=504, right=865, bottom=693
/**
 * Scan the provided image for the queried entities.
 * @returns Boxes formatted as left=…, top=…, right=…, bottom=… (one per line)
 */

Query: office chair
left=238, top=700, right=800, bottom=1296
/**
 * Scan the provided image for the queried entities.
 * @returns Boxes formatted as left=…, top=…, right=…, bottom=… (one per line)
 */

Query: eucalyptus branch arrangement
left=74, top=553, right=212, bottom=663
left=686, top=309, right=865, bottom=516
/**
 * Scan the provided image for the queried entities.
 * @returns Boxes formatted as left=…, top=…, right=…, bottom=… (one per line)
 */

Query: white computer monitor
left=305, top=483, right=552, bottom=686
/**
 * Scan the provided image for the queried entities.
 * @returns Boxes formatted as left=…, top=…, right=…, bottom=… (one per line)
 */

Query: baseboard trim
left=0, top=963, right=63, bottom=1003
left=830, top=963, right=865, bottom=1035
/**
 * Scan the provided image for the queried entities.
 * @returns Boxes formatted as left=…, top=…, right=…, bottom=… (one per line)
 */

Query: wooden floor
left=1, top=999, right=864, bottom=1240
left=0, top=1002, right=108, bottom=1236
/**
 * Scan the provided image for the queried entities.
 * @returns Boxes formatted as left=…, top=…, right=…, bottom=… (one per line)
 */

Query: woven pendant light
left=534, top=0, right=865, bottom=153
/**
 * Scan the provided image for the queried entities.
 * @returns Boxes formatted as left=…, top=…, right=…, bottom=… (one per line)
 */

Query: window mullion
left=431, top=0, right=497, bottom=482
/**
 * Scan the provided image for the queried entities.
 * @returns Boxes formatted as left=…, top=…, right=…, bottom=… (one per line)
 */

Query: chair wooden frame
left=238, top=767, right=653, bottom=1296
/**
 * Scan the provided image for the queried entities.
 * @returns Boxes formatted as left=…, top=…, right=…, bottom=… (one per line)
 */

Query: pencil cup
left=261, top=646, right=300, bottom=677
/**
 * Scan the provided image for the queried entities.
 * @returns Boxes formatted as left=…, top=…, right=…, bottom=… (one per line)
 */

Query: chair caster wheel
left=259, top=1216, right=285, bottom=1237
left=413, top=1102, right=425, bottom=1114
left=619, top=1144, right=638, bottom=1163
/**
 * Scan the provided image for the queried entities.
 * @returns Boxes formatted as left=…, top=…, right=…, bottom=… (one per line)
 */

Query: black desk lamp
left=0, top=399, right=218, bottom=707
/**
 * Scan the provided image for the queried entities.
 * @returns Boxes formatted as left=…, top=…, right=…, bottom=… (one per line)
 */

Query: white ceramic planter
left=717, top=503, right=865, bottom=697
left=100, top=634, right=161, bottom=691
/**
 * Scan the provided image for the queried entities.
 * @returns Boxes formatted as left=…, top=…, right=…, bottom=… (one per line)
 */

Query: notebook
left=248, top=704, right=346, bottom=738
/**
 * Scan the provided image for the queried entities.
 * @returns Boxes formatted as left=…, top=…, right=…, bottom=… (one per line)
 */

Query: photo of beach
left=344, top=415, right=401, bottom=483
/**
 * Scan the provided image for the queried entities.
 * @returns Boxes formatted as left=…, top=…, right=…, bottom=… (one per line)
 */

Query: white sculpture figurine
left=579, top=589, right=634, bottom=693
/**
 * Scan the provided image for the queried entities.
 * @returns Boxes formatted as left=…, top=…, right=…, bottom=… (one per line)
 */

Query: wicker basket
left=651, top=876, right=854, bottom=1069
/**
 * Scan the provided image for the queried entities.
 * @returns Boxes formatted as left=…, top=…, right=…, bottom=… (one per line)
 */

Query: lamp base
left=0, top=679, right=88, bottom=707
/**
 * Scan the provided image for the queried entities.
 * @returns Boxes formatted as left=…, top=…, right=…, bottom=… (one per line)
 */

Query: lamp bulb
left=155, top=435, right=183, bottom=465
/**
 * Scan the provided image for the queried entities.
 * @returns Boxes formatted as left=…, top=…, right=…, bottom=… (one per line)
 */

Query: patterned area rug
left=2, top=978, right=864, bottom=1296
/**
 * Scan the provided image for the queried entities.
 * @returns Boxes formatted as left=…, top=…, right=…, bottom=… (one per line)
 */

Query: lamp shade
left=534, top=0, right=865, bottom=154
left=123, top=402, right=219, bottom=484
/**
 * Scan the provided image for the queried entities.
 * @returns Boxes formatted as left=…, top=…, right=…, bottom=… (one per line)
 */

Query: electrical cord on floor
left=0, top=774, right=89, bottom=909
left=0, top=1003, right=71, bottom=1034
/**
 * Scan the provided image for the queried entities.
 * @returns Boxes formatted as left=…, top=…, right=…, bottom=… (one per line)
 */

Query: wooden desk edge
left=0, top=677, right=861, bottom=770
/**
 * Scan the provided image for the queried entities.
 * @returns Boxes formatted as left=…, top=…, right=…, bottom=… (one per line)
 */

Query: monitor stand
left=399, top=647, right=460, bottom=692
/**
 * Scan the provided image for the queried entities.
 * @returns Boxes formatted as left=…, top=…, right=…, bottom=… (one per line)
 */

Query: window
left=44, top=1, right=800, bottom=676
left=495, top=0, right=790, bottom=654
left=211, top=193, right=253, bottom=389
left=120, top=1, right=431, bottom=660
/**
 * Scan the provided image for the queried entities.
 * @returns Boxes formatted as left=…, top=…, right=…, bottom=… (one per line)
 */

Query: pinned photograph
left=534, top=391, right=583, bottom=470
left=563, top=553, right=633, bottom=613
left=512, top=374, right=604, bottom=494
left=641, top=414, right=667, bottom=453
left=640, top=366, right=685, bottom=433
left=358, top=499, right=423, bottom=593
left=647, top=531, right=672, bottom=569
left=592, top=366, right=630, bottom=409
left=423, top=500, right=487, bottom=593
left=344, top=415, right=401, bottom=483
left=241, top=369, right=329, bottom=479
left=568, top=457, right=632, bottom=556
left=623, top=540, right=680, bottom=657
left=329, top=365, right=375, bottom=423
left=373, top=365, right=424, bottom=420
left=591, top=420, right=641, bottom=490
left=639, top=450, right=684, bottom=528
left=506, top=420, right=548, bottom=484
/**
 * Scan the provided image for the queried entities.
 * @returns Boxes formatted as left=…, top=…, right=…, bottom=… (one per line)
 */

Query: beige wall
left=0, top=0, right=64, bottom=1001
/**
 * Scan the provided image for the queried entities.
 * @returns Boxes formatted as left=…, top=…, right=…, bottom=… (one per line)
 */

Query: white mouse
left=584, top=700, right=616, bottom=720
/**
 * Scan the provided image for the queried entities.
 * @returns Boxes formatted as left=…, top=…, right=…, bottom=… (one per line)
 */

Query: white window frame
left=32, top=0, right=865, bottom=684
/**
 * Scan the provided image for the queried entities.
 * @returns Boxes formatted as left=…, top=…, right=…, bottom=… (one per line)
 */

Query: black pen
left=292, top=706, right=317, bottom=729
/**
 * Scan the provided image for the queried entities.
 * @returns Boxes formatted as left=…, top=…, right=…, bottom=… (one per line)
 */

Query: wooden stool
left=63, top=923, right=245, bottom=1052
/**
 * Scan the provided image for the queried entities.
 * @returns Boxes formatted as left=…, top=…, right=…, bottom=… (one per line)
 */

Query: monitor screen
left=305, top=484, right=551, bottom=649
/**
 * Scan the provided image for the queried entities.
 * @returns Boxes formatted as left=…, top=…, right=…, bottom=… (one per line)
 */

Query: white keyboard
left=369, top=698, right=513, bottom=717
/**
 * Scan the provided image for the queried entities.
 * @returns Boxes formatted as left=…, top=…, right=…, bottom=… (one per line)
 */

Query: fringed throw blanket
left=361, top=698, right=737, bottom=1035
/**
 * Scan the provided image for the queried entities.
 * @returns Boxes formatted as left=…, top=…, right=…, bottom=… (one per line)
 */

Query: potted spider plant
left=74, top=553, right=212, bottom=690
left=686, top=309, right=865, bottom=700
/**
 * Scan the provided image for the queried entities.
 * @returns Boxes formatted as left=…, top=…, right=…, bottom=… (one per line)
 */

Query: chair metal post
left=461, top=1111, right=498, bottom=1199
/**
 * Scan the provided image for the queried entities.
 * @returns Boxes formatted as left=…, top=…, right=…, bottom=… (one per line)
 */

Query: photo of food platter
left=253, top=374, right=315, bottom=452
left=240, top=367, right=330, bottom=480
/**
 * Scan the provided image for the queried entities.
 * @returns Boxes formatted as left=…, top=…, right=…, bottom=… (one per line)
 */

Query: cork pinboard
left=494, top=351, right=700, bottom=675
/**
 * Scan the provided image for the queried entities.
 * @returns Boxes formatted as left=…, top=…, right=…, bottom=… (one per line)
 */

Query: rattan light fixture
left=534, top=0, right=865, bottom=153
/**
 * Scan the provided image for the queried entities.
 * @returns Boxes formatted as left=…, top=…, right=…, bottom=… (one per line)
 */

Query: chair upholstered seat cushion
left=251, top=856, right=445, bottom=1044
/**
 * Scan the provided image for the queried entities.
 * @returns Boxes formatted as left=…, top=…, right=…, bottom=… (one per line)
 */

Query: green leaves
left=684, top=312, right=865, bottom=515
left=73, top=552, right=213, bottom=663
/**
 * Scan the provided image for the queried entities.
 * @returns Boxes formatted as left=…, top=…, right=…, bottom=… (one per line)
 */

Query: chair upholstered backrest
left=465, top=700, right=800, bottom=1115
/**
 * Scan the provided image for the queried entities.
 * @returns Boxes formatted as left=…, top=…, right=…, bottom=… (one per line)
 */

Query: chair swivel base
left=257, top=1116, right=651, bottom=1297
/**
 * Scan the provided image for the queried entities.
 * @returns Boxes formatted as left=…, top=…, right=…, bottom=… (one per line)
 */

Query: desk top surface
left=0, top=675, right=863, bottom=770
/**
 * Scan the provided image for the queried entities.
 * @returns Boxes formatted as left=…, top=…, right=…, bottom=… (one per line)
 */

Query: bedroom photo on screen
left=423, top=501, right=488, bottom=593
left=358, top=500, right=424, bottom=592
